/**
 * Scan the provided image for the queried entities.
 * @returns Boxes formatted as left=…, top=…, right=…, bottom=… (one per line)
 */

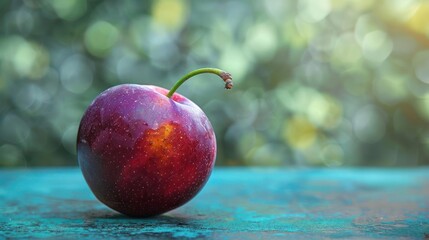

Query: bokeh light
left=1, top=0, right=429, bottom=167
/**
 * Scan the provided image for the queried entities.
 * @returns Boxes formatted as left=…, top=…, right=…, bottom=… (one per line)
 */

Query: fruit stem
left=166, top=68, right=233, bottom=98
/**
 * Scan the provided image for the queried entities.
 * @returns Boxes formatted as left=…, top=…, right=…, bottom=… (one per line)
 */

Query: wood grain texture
left=0, top=167, right=428, bottom=239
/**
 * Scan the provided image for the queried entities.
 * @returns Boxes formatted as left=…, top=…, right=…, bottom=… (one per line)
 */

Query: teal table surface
left=0, top=167, right=428, bottom=239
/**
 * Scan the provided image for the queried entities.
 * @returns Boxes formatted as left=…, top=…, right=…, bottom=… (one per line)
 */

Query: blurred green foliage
left=1, top=0, right=429, bottom=167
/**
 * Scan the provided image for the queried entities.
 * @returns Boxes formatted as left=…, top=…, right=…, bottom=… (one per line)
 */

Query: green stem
left=166, top=68, right=233, bottom=98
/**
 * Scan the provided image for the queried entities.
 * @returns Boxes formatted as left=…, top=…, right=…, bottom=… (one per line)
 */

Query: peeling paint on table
left=0, top=168, right=428, bottom=239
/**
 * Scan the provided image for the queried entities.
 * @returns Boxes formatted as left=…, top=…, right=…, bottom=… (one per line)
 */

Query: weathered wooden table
left=0, top=168, right=428, bottom=239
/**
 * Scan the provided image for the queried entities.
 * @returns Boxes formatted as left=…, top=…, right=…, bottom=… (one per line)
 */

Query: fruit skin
left=77, top=84, right=216, bottom=217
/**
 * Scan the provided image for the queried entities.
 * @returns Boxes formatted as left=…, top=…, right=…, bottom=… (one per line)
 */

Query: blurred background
left=1, top=0, right=429, bottom=168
